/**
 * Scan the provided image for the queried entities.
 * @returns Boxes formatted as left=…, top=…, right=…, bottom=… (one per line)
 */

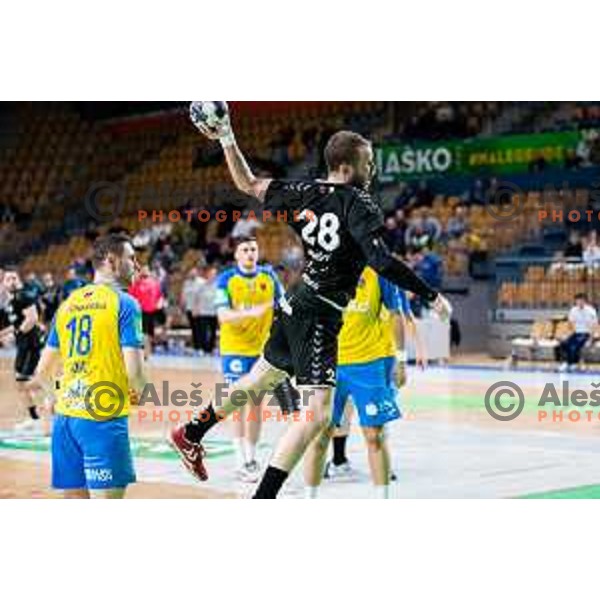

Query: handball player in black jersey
left=0, top=268, right=45, bottom=433
left=170, top=102, right=451, bottom=498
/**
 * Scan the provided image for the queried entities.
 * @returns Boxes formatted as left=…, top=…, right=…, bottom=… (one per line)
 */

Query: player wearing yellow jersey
left=214, top=236, right=284, bottom=482
left=303, top=266, right=423, bottom=499
left=29, top=234, right=146, bottom=499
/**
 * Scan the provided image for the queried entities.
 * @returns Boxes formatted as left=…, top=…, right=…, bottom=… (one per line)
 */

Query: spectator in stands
left=564, top=149, right=583, bottom=171
left=154, top=241, right=176, bottom=273
left=23, top=272, right=44, bottom=299
left=589, top=131, right=600, bottom=165
left=564, top=230, right=583, bottom=259
left=61, top=266, right=86, bottom=300
left=558, top=293, right=598, bottom=372
left=197, top=265, right=219, bottom=355
left=84, top=221, right=100, bottom=243
left=0, top=202, right=16, bottom=223
left=0, top=268, right=10, bottom=346
left=411, top=246, right=444, bottom=290
left=468, top=179, right=486, bottom=205
left=414, top=180, right=434, bottom=208
left=404, top=245, right=442, bottom=316
left=576, top=132, right=593, bottom=166
left=383, top=214, right=405, bottom=254
left=393, top=208, right=408, bottom=255
left=40, top=272, right=60, bottom=327
left=133, top=227, right=153, bottom=249
left=528, top=152, right=547, bottom=174
left=181, top=267, right=205, bottom=355
left=405, top=208, right=442, bottom=249
left=446, top=205, right=469, bottom=240
left=151, top=260, right=169, bottom=297
left=583, top=231, right=600, bottom=266
left=394, top=182, right=414, bottom=209
left=129, top=264, right=164, bottom=358
left=167, top=223, right=192, bottom=257
left=72, top=256, right=93, bottom=280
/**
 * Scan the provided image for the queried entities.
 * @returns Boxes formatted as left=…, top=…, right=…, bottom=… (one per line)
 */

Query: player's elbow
left=235, top=177, right=269, bottom=201
left=234, top=177, right=255, bottom=197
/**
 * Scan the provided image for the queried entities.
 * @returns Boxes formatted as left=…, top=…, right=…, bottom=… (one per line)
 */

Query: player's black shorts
left=14, top=330, right=43, bottom=381
left=142, top=312, right=156, bottom=337
left=155, top=308, right=167, bottom=327
left=263, top=284, right=344, bottom=387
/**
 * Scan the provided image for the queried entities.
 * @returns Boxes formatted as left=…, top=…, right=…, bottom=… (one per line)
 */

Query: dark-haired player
left=170, top=103, right=451, bottom=498
left=0, top=268, right=45, bottom=433
left=215, top=235, right=284, bottom=482
left=29, top=234, right=146, bottom=499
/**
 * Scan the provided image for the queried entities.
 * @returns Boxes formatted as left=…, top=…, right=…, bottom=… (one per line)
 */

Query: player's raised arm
left=189, top=101, right=271, bottom=201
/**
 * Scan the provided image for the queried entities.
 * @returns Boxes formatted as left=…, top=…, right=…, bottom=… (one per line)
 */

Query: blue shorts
left=51, top=414, right=136, bottom=490
left=222, top=355, right=259, bottom=384
left=332, top=357, right=401, bottom=428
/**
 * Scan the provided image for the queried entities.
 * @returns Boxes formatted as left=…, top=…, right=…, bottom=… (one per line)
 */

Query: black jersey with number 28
left=264, top=179, right=436, bottom=310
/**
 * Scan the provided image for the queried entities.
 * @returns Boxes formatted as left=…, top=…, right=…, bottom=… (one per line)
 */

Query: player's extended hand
left=25, top=378, right=42, bottom=395
left=25, top=378, right=45, bottom=399
left=395, top=362, right=407, bottom=389
left=432, top=294, right=453, bottom=323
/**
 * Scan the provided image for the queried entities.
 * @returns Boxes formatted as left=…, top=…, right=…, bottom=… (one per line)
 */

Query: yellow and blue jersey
left=215, top=265, right=284, bottom=357
left=47, top=284, right=144, bottom=420
left=338, top=266, right=410, bottom=366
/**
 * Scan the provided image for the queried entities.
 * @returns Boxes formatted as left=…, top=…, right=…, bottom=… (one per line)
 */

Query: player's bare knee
left=251, top=358, right=288, bottom=391
left=364, top=427, right=385, bottom=452
left=312, top=406, right=332, bottom=431
left=316, top=423, right=335, bottom=450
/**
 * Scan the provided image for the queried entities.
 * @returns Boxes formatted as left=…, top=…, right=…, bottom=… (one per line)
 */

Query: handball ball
left=189, top=101, right=229, bottom=136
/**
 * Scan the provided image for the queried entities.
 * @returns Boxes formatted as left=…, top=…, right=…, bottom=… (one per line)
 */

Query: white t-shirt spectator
left=182, top=276, right=205, bottom=314
left=568, top=304, right=598, bottom=334
left=183, top=276, right=217, bottom=317
left=583, top=244, right=600, bottom=266
left=196, top=280, right=217, bottom=317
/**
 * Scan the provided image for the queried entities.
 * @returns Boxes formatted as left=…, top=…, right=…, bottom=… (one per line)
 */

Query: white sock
left=244, top=440, right=257, bottom=464
left=374, top=485, right=390, bottom=499
left=304, top=486, right=319, bottom=499
left=232, top=438, right=246, bottom=468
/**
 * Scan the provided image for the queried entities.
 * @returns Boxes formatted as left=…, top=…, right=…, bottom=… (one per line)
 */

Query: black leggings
left=188, top=313, right=217, bottom=353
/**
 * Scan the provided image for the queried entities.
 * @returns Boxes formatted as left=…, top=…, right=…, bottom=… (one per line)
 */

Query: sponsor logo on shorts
left=228, top=359, right=244, bottom=374
left=365, top=403, right=379, bottom=417
left=84, top=468, right=114, bottom=483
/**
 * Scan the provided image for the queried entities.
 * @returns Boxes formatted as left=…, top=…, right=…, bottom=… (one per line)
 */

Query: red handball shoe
left=169, top=424, right=209, bottom=482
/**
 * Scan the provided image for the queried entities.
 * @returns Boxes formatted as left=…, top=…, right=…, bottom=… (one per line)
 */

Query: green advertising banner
left=375, top=131, right=582, bottom=183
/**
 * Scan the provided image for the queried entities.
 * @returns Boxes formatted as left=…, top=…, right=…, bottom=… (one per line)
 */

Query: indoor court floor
left=2, top=351, right=600, bottom=499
